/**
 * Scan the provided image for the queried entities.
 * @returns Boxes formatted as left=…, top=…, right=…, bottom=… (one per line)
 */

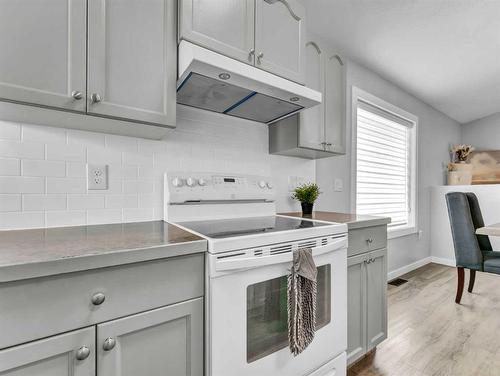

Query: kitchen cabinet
left=97, top=298, right=203, bottom=376
left=0, top=0, right=176, bottom=139
left=178, top=0, right=305, bottom=84
left=0, top=0, right=87, bottom=113
left=255, top=0, right=305, bottom=83
left=347, top=225, right=388, bottom=366
left=268, top=36, right=345, bottom=159
left=0, top=327, right=95, bottom=376
left=178, top=0, right=255, bottom=64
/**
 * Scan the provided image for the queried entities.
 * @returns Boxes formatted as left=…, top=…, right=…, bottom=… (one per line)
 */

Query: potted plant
left=448, top=144, right=474, bottom=185
left=292, top=183, right=321, bottom=215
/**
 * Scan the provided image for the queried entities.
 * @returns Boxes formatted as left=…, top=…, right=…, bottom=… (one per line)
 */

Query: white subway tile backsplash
left=0, top=194, right=22, bottom=212
left=22, top=159, right=65, bottom=177
left=47, top=143, right=86, bottom=162
left=22, top=125, right=66, bottom=144
left=0, top=140, right=44, bottom=159
left=0, top=158, right=21, bottom=175
left=68, top=195, right=105, bottom=210
left=0, top=108, right=313, bottom=229
left=23, top=194, right=67, bottom=211
left=46, top=211, right=86, bottom=227
left=0, top=177, right=44, bottom=193
left=0, top=212, right=45, bottom=229
left=47, top=178, right=86, bottom=194
left=87, top=209, right=122, bottom=225
left=0, top=121, right=21, bottom=140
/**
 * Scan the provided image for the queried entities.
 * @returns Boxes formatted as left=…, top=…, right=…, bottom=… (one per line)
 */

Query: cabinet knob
left=103, top=337, right=116, bottom=351
left=257, top=52, right=264, bottom=64
left=367, top=238, right=373, bottom=244
left=91, top=292, right=106, bottom=306
left=75, top=346, right=90, bottom=360
left=71, top=91, right=83, bottom=100
left=91, top=93, right=102, bottom=104
left=249, top=48, right=255, bottom=58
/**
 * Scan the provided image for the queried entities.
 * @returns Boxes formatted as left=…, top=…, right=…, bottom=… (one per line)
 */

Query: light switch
left=334, top=178, right=343, bottom=192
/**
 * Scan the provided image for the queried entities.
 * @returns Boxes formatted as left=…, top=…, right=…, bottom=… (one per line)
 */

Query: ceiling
left=305, top=0, right=500, bottom=124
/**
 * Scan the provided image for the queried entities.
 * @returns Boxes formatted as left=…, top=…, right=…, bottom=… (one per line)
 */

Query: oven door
left=207, top=235, right=347, bottom=376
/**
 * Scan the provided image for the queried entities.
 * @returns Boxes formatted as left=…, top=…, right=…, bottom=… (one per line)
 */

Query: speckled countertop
left=0, top=221, right=206, bottom=282
left=279, top=211, right=391, bottom=230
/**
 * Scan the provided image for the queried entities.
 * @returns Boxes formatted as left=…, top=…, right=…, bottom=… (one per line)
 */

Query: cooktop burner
left=177, top=215, right=330, bottom=239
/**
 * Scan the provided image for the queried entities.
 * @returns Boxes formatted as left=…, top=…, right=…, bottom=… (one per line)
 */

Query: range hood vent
left=177, top=41, right=321, bottom=124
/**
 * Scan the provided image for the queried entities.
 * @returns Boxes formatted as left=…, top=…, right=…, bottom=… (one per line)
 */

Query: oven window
left=246, top=264, right=331, bottom=363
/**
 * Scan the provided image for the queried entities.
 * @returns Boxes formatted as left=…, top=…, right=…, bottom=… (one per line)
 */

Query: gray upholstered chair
left=446, top=192, right=500, bottom=303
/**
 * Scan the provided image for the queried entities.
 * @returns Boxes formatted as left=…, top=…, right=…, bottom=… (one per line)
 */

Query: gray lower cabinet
left=0, top=327, right=95, bottom=376
left=97, top=298, right=203, bottom=376
left=347, top=226, right=388, bottom=366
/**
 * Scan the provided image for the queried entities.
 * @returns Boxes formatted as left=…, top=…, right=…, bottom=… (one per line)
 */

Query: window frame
left=350, top=86, right=418, bottom=239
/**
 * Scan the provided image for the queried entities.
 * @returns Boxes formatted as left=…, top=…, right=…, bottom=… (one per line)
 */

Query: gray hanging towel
left=288, top=247, right=317, bottom=356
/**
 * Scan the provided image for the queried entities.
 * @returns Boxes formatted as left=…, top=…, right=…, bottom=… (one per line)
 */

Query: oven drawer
left=309, top=351, right=346, bottom=376
left=0, top=253, right=204, bottom=349
left=348, top=225, right=387, bottom=257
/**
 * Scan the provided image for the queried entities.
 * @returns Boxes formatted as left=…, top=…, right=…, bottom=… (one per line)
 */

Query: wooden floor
left=348, top=263, right=500, bottom=376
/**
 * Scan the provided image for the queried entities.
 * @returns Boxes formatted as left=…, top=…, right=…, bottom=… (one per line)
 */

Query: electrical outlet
left=87, top=164, right=108, bottom=190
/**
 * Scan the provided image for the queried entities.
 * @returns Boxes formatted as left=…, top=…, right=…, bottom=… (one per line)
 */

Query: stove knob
left=186, top=177, right=197, bottom=187
left=172, top=177, right=183, bottom=187
left=266, top=181, right=273, bottom=189
left=258, top=180, right=266, bottom=189
left=198, top=178, right=207, bottom=186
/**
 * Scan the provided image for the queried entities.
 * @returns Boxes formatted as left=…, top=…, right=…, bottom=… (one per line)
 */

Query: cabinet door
left=298, top=40, right=325, bottom=151
left=0, top=0, right=86, bottom=112
left=179, top=0, right=255, bottom=64
left=347, top=253, right=367, bottom=365
left=97, top=298, right=203, bottom=376
left=324, top=51, right=345, bottom=154
left=366, top=248, right=388, bottom=350
left=255, top=0, right=305, bottom=83
left=88, top=0, right=176, bottom=126
left=0, top=327, right=95, bottom=376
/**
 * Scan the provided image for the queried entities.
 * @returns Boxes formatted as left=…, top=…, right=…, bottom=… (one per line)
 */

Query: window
left=353, top=88, right=417, bottom=238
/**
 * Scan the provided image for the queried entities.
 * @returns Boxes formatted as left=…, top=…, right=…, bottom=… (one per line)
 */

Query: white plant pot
left=448, top=170, right=472, bottom=185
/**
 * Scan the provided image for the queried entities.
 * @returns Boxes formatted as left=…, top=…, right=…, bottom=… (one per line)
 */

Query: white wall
left=315, top=60, right=462, bottom=274
left=462, top=112, right=500, bottom=149
left=0, top=106, right=315, bottom=229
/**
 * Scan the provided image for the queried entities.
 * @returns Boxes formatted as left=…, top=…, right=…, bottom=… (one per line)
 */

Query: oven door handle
left=215, top=236, right=347, bottom=272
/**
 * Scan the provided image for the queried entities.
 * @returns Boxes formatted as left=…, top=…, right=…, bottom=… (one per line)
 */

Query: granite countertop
left=0, top=221, right=206, bottom=283
left=279, top=211, right=391, bottom=230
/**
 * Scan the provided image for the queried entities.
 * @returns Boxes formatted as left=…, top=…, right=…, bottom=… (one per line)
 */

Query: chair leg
left=456, top=267, right=465, bottom=304
left=468, top=269, right=476, bottom=293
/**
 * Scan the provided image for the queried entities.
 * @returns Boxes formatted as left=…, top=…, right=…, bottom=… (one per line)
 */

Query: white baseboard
left=387, top=257, right=432, bottom=281
left=430, top=256, right=456, bottom=267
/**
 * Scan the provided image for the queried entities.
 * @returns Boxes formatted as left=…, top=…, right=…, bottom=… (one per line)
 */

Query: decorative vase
left=301, top=202, right=314, bottom=215
left=448, top=162, right=473, bottom=185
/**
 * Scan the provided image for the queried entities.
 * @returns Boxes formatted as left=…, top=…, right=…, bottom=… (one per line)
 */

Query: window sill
left=388, top=226, right=418, bottom=240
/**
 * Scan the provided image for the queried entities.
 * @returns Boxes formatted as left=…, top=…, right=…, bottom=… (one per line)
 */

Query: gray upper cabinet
left=255, top=0, right=305, bottom=84
left=0, top=327, right=95, bottom=376
left=324, top=50, right=345, bottom=154
left=179, top=0, right=255, bottom=64
left=299, top=41, right=325, bottom=150
left=87, top=0, right=176, bottom=126
left=97, top=298, right=203, bottom=376
left=0, top=0, right=87, bottom=113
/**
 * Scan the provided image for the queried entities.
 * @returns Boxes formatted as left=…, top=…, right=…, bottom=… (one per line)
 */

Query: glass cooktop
left=177, top=215, right=330, bottom=239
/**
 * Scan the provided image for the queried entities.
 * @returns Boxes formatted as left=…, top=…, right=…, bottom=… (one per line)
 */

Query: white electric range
left=164, top=172, right=348, bottom=376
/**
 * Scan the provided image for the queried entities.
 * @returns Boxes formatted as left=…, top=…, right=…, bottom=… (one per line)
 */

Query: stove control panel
left=165, top=172, right=275, bottom=204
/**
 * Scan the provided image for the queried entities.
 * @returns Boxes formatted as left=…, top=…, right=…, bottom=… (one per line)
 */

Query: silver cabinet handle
left=103, top=337, right=116, bottom=351
left=71, top=91, right=83, bottom=100
left=366, top=238, right=373, bottom=244
left=249, top=48, right=255, bottom=58
left=91, top=292, right=106, bottom=305
left=257, top=52, right=264, bottom=64
left=90, top=93, right=102, bottom=103
left=75, top=346, right=90, bottom=360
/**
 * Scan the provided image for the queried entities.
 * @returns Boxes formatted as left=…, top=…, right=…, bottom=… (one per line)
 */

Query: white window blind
left=356, top=100, right=414, bottom=229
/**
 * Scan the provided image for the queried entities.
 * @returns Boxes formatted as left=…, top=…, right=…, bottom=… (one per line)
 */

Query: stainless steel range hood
left=177, top=41, right=322, bottom=124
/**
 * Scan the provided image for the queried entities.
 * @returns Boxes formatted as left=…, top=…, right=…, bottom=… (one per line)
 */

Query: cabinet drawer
left=0, top=253, right=204, bottom=349
left=348, top=225, right=387, bottom=257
